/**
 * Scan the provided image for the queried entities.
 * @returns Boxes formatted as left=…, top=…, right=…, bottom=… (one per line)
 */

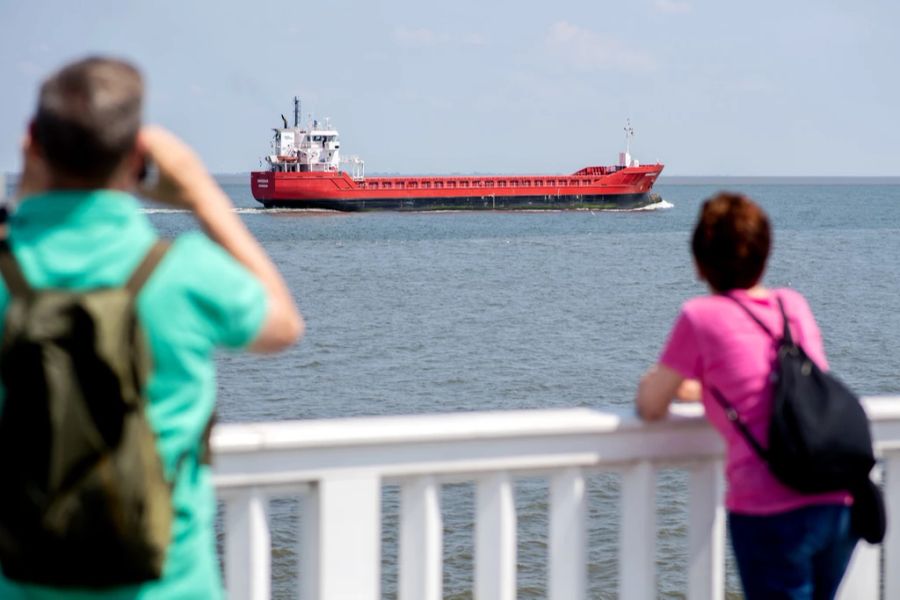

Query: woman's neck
left=712, top=284, right=769, bottom=298
left=745, top=284, right=769, bottom=298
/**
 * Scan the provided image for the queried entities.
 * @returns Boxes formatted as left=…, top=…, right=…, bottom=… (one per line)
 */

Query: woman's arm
left=635, top=364, right=701, bottom=420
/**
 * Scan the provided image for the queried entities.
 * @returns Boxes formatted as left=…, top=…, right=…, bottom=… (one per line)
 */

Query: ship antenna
left=294, top=96, right=300, bottom=128
left=624, top=119, right=634, bottom=157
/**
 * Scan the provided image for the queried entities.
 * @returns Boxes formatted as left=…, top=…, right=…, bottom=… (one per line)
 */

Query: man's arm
left=137, top=126, right=303, bottom=352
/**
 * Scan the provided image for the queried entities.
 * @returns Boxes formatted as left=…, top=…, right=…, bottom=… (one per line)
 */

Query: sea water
left=163, top=182, right=900, bottom=599
left=9, top=178, right=900, bottom=597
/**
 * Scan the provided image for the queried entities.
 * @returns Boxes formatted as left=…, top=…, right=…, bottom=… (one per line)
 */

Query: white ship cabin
left=266, top=116, right=365, bottom=179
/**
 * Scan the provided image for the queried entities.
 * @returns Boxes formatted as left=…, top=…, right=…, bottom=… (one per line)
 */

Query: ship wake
left=632, top=199, right=674, bottom=211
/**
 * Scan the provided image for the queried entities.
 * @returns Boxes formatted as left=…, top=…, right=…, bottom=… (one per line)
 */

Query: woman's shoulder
left=674, top=295, right=739, bottom=335
left=773, top=286, right=804, bottom=301
left=680, top=294, right=731, bottom=316
left=772, top=287, right=814, bottom=315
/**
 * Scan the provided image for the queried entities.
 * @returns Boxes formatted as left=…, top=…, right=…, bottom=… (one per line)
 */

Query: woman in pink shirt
left=636, top=193, right=857, bottom=599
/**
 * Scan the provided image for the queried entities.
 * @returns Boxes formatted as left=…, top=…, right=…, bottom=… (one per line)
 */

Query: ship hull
left=257, top=193, right=657, bottom=211
left=251, top=164, right=664, bottom=212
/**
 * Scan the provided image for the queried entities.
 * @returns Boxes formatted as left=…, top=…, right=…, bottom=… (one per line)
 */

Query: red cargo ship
left=251, top=99, right=664, bottom=211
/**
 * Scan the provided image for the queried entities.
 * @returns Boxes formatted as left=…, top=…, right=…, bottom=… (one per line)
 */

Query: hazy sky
left=2, top=0, right=898, bottom=176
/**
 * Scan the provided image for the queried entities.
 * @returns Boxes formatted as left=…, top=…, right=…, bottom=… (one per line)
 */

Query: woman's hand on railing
left=675, top=379, right=702, bottom=402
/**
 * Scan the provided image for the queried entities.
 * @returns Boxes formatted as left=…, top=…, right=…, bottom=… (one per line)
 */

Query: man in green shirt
left=0, top=57, right=303, bottom=598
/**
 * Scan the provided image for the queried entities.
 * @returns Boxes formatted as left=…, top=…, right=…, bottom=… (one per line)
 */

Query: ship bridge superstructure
left=266, top=97, right=364, bottom=179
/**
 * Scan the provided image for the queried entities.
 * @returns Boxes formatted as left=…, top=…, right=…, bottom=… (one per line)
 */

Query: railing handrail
left=212, top=396, right=900, bottom=490
left=214, top=396, right=900, bottom=453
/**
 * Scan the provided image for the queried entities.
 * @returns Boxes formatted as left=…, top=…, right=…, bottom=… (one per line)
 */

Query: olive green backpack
left=0, top=239, right=173, bottom=587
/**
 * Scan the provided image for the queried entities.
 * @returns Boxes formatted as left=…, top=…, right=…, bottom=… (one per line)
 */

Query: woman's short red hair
left=691, top=193, right=771, bottom=292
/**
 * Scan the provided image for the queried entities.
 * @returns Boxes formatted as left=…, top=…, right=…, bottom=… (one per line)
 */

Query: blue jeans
left=729, top=504, right=858, bottom=600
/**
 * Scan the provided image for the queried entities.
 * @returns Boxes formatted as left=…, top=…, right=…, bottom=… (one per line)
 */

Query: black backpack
left=710, top=295, right=885, bottom=543
left=0, top=239, right=174, bottom=586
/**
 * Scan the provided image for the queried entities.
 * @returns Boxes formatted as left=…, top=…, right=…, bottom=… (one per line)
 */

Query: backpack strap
left=725, top=293, right=795, bottom=345
left=0, top=240, right=170, bottom=297
left=713, top=293, right=796, bottom=464
left=724, top=293, right=775, bottom=338
left=708, top=385, right=769, bottom=461
left=0, top=239, right=32, bottom=298
left=775, top=297, right=795, bottom=345
left=199, top=411, right=216, bottom=465
left=126, top=240, right=171, bottom=295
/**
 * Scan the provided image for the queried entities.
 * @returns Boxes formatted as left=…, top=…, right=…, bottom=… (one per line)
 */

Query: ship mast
left=293, top=97, right=301, bottom=128
left=624, top=119, right=634, bottom=158
left=619, top=119, right=635, bottom=168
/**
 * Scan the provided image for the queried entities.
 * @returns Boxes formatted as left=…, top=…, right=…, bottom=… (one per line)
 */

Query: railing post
left=620, top=461, right=656, bottom=600
left=476, top=472, right=517, bottom=600
left=838, top=542, right=879, bottom=599
left=299, top=488, right=320, bottom=600
left=316, top=473, right=381, bottom=600
left=225, top=488, right=271, bottom=600
left=838, top=463, right=883, bottom=600
left=399, top=475, right=443, bottom=600
left=883, top=451, right=900, bottom=599
left=688, top=459, right=724, bottom=600
left=549, top=467, right=587, bottom=600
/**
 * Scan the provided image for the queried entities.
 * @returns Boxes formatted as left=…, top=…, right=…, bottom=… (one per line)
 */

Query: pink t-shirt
left=660, top=288, right=851, bottom=515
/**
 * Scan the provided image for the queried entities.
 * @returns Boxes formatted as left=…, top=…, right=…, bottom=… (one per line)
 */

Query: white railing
left=212, top=396, right=900, bottom=600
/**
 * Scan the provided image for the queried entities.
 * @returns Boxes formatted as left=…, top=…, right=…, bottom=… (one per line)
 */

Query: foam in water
left=140, top=207, right=340, bottom=215
left=636, top=199, right=675, bottom=211
left=603, top=199, right=675, bottom=213
left=141, top=208, right=191, bottom=214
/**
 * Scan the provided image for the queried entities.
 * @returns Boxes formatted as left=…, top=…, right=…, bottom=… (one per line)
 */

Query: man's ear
left=126, top=142, right=146, bottom=185
left=18, top=121, right=50, bottom=198
left=104, top=140, right=146, bottom=193
left=23, top=121, right=41, bottom=158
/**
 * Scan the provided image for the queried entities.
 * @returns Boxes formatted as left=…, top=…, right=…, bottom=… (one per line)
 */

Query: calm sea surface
left=9, top=180, right=899, bottom=597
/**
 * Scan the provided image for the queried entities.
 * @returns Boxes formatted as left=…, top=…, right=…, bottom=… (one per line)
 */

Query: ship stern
left=250, top=171, right=275, bottom=206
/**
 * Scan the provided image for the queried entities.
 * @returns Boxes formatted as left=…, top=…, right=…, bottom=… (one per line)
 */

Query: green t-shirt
left=0, top=190, right=268, bottom=599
